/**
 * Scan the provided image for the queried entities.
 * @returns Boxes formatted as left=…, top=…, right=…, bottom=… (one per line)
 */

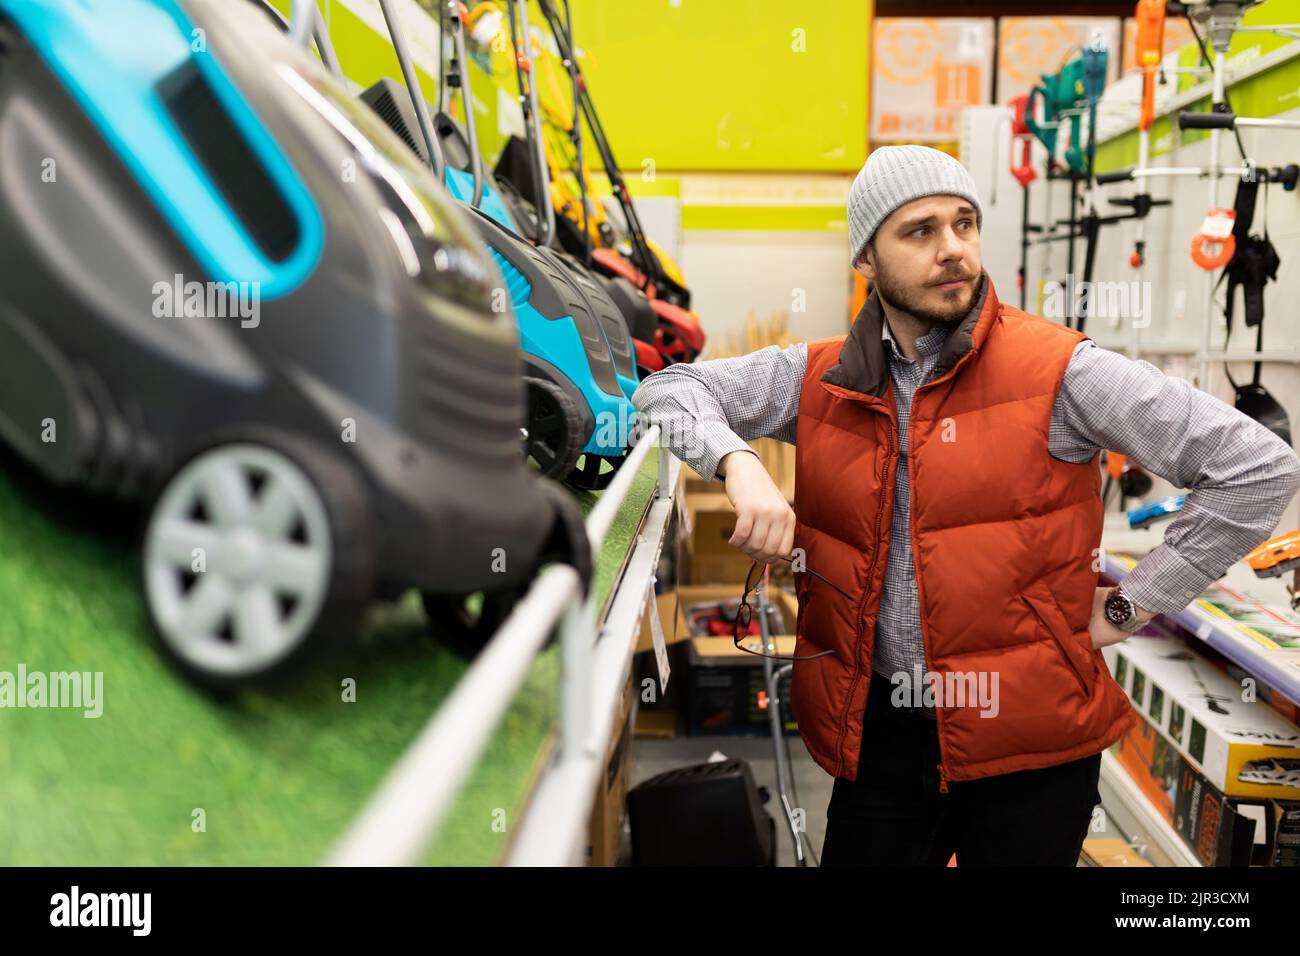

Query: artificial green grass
left=0, top=447, right=659, bottom=865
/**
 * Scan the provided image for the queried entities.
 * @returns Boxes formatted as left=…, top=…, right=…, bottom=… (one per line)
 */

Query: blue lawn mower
left=0, top=0, right=593, bottom=677
left=355, top=0, right=638, bottom=491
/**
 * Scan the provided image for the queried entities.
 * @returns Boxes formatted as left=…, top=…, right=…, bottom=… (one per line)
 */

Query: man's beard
left=873, top=261, right=978, bottom=329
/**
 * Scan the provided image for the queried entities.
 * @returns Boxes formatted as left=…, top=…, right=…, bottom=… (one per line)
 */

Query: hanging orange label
left=1190, top=208, right=1236, bottom=270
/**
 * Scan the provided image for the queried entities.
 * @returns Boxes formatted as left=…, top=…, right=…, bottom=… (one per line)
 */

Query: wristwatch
left=1103, top=586, right=1145, bottom=633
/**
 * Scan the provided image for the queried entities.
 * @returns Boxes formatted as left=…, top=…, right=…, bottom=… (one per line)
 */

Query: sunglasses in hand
left=733, top=555, right=850, bottom=661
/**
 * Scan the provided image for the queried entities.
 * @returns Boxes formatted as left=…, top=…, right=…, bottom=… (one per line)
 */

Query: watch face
left=1105, top=592, right=1134, bottom=627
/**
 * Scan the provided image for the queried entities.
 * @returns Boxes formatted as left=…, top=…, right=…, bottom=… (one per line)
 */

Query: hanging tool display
left=1021, top=39, right=1123, bottom=331
left=1022, top=55, right=1086, bottom=325
left=1184, top=0, right=1258, bottom=390
left=1065, top=17, right=1196, bottom=334
left=1028, top=57, right=1078, bottom=252
left=1097, top=2, right=1298, bottom=433
left=1067, top=38, right=1108, bottom=177
left=1070, top=36, right=1110, bottom=333
left=1025, top=61, right=1075, bottom=161
left=1124, top=0, right=1168, bottom=271
left=1211, top=172, right=1289, bottom=445
left=1174, top=1, right=1297, bottom=440
left=1024, top=36, right=1151, bottom=333
left=1009, top=93, right=1036, bottom=310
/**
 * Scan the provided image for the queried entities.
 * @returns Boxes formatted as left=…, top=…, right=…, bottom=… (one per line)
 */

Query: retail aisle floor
left=619, top=735, right=832, bottom=866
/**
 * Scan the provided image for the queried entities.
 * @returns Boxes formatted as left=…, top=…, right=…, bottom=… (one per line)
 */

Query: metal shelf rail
left=508, top=448, right=680, bottom=864
left=325, top=426, right=678, bottom=866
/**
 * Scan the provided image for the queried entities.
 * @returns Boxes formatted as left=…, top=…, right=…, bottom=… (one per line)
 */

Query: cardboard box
left=637, top=585, right=799, bottom=738
left=680, top=586, right=800, bottom=736
left=1266, top=800, right=1300, bottom=866
left=633, top=708, right=677, bottom=740
left=587, top=670, right=634, bottom=866
left=1105, top=636, right=1300, bottom=801
left=675, top=584, right=795, bottom=640
left=687, top=647, right=797, bottom=737
left=1080, top=838, right=1153, bottom=867
left=682, top=551, right=753, bottom=585
left=1223, top=662, right=1300, bottom=726
left=640, top=584, right=794, bottom=644
left=1109, top=708, right=1182, bottom=825
left=1173, top=761, right=1260, bottom=866
left=676, top=493, right=800, bottom=586
left=682, top=492, right=737, bottom=553
left=1108, top=711, right=1264, bottom=866
left=631, top=642, right=688, bottom=740
left=679, top=492, right=752, bottom=584
left=681, top=463, right=714, bottom=494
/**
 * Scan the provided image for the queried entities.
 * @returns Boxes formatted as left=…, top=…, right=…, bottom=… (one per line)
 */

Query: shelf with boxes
left=1096, top=527, right=1300, bottom=867
left=1102, top=633, right=1300, bottom=866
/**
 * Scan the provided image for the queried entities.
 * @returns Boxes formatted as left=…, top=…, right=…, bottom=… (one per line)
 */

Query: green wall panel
left=566, top=0, right=871, bottom=172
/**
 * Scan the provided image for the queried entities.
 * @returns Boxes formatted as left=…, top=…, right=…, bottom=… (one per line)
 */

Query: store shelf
left=1098, top=751, right=1202, bottom=868
left=506, top=452, right=680, bottom=864
left=1099, top=517, right=1300, bottom=708
left=0, top=437, right=671, bottom=867
left=1096, top=515, right=1300, bottom=868
left=326, top=430, right=680, bottom=866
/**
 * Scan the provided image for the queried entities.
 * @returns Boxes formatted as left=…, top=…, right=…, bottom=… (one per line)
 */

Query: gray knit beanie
left=848, top=145, right=982, bottom=266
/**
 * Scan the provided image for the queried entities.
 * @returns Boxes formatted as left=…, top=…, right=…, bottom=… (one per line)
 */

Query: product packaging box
left=587, top=670, right=634, bottom=866
left=1107, top=712, right=1266, bottom=865
left=680, top=493, right=752, bottom=584
left=1105, top=636, right=1300, bottom=801
left=683, top=587, right=800, bottom=736
left=1173, top=760, right=1260, bottom=866
left=1265, top=800, right=1300, bottom=866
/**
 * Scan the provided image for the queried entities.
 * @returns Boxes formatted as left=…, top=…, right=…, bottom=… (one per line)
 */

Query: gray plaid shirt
left=633, top=305, right=1300, bottom=680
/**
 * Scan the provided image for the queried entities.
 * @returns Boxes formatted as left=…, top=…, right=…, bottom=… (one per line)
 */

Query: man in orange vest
left=632, top=145, right=1300, bottom=866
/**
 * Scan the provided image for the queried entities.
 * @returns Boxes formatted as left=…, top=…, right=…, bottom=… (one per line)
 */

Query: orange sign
left=872, top=18, right=991, bottom=144
left=998, top=17, right=1120, bottom=103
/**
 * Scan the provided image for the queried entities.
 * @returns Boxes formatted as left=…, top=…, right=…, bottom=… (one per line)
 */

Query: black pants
left=821, top=670, right=1102, bottom=867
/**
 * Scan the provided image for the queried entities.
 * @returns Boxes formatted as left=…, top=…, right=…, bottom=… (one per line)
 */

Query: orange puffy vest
left=789, top=275, right=1136, bottom=786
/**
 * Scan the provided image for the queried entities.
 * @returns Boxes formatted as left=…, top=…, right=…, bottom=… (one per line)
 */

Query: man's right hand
left=720, top=450, right=796, bottom=564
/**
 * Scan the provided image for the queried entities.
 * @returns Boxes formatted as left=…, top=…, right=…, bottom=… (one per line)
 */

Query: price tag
left=646, top=578, right=671, bottom=692
left=1197, top=208, right=1235, bottom=240
left=958, top=24, right=983, bottom=59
